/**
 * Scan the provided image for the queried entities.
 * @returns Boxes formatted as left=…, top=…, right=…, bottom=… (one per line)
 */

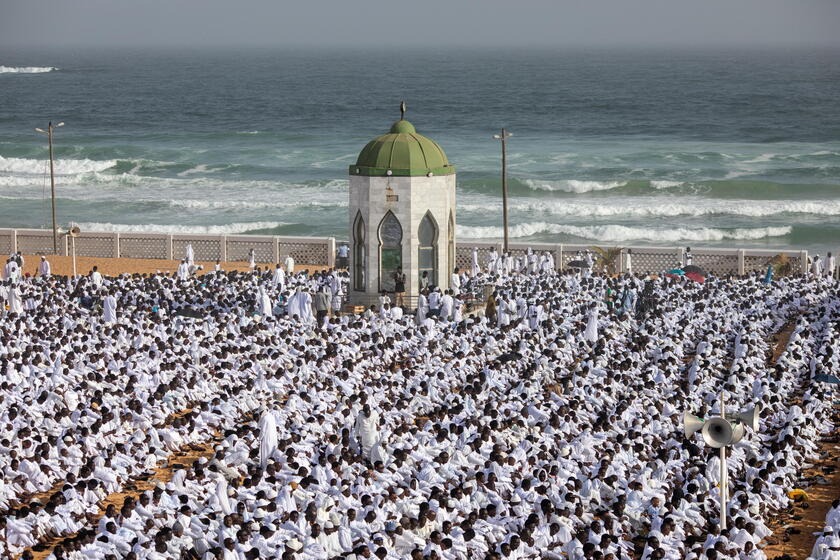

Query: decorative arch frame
left=418, top=211, right=439, bottom=291
left=377, top=211, right=403, bottom=293
left=352, top=211, right=366, bottom=291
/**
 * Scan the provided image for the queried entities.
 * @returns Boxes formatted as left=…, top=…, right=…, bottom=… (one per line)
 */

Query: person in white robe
left=247, top=249, right=256, bottom=270
left=177, top=260, right=190, bottom=281
left=3, top=258, right=19, bottom=282
left=258, top=286, right=273, bottom=317
left=471, top=248, right=481, bottom=277
left=38, top=256, right=51, bottom=277
left=284, top=254, right=295, bottom=274
left=185, top=243, right=195, bottom=265
left=103, top=292, right=118, bottom=324
left=451, top=268, right=462, bottom=295
left=354, top=404, right=380, bottom=458
left=287, top=288, right=314, bottom=323
left=8, top=284, right=24, bottom=314
left=90, top=266, right=103, bottom=288
left=258, top=411, right=277, bottom=469
left=584, top=306, right=599, bottom=343
left=272, top=264, right=286, bottom=288
left=812, top=255, right=823, bottom=278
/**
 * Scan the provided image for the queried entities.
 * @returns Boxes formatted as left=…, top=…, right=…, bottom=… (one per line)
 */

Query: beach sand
left=17, top=254, right=327, bottom=278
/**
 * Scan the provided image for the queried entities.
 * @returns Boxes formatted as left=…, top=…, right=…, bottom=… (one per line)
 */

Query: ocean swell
left=457, top=223, right=792, bottom=243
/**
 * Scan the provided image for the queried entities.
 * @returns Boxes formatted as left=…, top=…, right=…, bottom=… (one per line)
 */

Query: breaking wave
left=523, top=179, right=627, bottom=193
left=0, top=156, right=117, bottom=175
left=457, top=223, right=792, bottom=243
left=75, top=222, right=287, bottom=235
left=497, top=198, right=840, bottom=219
left=0, top=66, right=57, bottom=74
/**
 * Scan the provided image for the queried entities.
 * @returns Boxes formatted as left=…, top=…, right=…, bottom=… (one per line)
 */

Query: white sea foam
left=741, top=154, right=775, bottom=164
left=177, top=164, right=212, bottom=177
left=487, top=198, right=840, bottom=219
left=167, top=199, right=347, bottom=210
left=458, top=223, right=791, bottom=242
left=650, top=180, right=684, bottom=189
left=0, top=156, right=117, bottom=175
left=75, top=221, right=286, bottom=235
left=0, top=66, right=56, bottom=74
left=0, top=164, right=349, bottom=194
left=523, top=179, right=627, bottom=193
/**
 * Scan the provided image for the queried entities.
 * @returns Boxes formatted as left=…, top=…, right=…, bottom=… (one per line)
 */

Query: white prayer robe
left=103, top=295, right=117, bottom=324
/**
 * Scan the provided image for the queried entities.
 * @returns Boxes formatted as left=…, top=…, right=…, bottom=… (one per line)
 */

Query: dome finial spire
left=400, top=100, right=407, bottom=121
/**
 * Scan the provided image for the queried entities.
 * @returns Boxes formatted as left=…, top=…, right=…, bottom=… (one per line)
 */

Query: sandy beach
left=17, top=254, right=327, bottom=278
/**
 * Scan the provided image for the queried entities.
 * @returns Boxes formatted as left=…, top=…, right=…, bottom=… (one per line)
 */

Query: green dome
left=350, top=119, right=455, bottom=177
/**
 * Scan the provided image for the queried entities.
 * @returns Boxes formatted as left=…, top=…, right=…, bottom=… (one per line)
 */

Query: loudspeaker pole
left=35, top=121, right=65, bottom=255
left=720, top=391, right=727, bottom=530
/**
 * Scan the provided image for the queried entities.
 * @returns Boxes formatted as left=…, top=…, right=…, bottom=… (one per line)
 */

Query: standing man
left=812, top=254, right=823, bottom=279
left=176, top=259, right=190, bottom=281
left=826, top=251, right=836, bottom=280
left=103, top=290, right=117, bottom=324
left=450, top=267, right=462, bottom=296
left=3, top=257, right=19, bottom=282
left=37, top=256, right=51, bottom=277
left=284, top=253, right=295, bottom=274
left=90, top=266, right=103, bottom=288
left=393, top=269, right=406, bottom=307
left=272, top=263, right=286, bottom=289
left=313, top=287, right=330, bottom=327
left=471, top=247, right=480, bottom=278
left=336, top=244, right=350, bottom=269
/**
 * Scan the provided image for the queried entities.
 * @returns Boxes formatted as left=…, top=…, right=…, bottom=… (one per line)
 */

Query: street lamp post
left=493, top=128, right=512, bottom=253
left=35, top=121, right=64, bottom=255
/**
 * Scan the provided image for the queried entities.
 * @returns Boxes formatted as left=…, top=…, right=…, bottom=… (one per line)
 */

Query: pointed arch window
left=418, top=212, right=438, bottom=288
left=353, top=212, right=365, bottom=291
left=378, top=211, right=403, bottom=292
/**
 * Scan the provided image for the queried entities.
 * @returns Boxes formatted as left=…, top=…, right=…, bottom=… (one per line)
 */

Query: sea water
left=1, top=47, right=838, bottom=251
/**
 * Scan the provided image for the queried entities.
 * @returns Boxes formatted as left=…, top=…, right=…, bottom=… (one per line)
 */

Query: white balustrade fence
left=454, top=242, right=811, bottom=276
left=0, top=228, right=818, bottom=276
left=0, top=229, right=336, bottom=268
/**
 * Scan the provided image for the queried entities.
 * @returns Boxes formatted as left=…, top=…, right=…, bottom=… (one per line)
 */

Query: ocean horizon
left=1, top=46, right=839, bottom=252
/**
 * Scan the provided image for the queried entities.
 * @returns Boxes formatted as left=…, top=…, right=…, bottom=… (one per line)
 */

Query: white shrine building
left=348, top=112, right=456, bottom=303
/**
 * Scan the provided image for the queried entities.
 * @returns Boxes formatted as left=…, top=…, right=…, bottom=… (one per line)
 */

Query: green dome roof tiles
left=350, top=120, right=455, bottom=177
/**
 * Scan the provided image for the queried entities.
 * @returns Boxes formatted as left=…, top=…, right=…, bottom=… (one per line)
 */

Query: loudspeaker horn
left=730, top=421, right=746, bottom=444
left=683, top=412, right=705, bottom=438
left=69, top=225, right=81, bottom=237
left=701, top=417, right=733, bottom=448
left=728, top=406, right=759, bottom=432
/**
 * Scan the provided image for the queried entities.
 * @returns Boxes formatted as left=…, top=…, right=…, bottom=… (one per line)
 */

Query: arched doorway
left=418, top=212, right=438, bottom=290
left=378, top=211, right=402, bottom=292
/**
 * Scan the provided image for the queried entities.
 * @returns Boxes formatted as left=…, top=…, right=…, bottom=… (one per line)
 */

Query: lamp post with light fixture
left=35, top=121, right=65, bottom=254
left=492, top=128, right=512, bottom=253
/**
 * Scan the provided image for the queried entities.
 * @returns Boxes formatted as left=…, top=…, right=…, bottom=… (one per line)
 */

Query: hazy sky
left=2, top=0, right=839, bottom=49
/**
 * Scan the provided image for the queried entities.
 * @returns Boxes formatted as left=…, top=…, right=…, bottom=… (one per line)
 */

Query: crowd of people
left=0, top=248, right=837, bottom=560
